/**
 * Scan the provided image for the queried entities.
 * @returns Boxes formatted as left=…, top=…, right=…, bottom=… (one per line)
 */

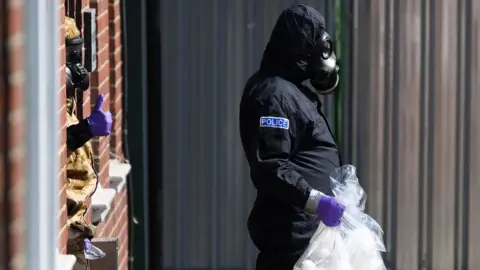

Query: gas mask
left=308, top=31, right=339, bottom=95
left=66, top=36, right=89, bottom=94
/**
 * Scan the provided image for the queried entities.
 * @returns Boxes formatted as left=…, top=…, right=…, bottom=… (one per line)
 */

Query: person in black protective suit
left=239, top=5, right=345, bottom=270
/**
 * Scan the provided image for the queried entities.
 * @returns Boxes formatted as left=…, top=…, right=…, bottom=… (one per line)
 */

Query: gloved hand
left=84, top=238, right=106, bottom=260
left=316, top=195, right=345, bottom=227
left=86, top=94, right=112, bottom=136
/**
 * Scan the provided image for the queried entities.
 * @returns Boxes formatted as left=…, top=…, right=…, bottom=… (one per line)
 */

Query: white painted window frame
left=24, top=0, right=60, bottom=269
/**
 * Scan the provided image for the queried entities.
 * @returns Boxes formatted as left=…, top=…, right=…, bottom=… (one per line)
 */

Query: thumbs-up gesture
left=86, top=94, right=112, bottom=136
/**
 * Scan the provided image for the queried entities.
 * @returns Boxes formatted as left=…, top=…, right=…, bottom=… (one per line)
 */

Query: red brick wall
left=88, top=0, right=111, bottom=190
left=94, top=0, right=129, bottom=267
left=58, top=0, right=69, bottom=254
left=95, top=188, right=129, bottom=269
left=109, top=0, right=124, bottom=158
left=1, top=0, right=26, bottom=269
left=0, top=0, right=128, bottom=267
left=58, top=1, right=129, bottom=269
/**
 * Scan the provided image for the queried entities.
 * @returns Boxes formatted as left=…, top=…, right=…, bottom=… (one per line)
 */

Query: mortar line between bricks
left=119, top=258, right=127, bottom=270
left=57, top=223, right=68, bottom=239
left=111, top=62, right=122, bottom=70
left=109, top=216, right=122, bottom=237
left=94, top=60, right=109, bottom=71
left=116, top=191, right=127, bottom=206
left=97, top=45, right=109, bottom=53
left=109, top=67, right=122, bottom=76
left=105, top=201, right=125, bottom=237
left=116, top=221, right=128, bottom=240
left=98, top=143, right=110, bottom=156
left=109, top=31, right=121, bottom=39
left=99, top=79, right=110, bottom=87
left=101, top=193, right=122, bottom=220
left=57, top=144, right=66, bottom=153
left=57, top=185, right=66, bottom=197
left=119, top=233, right=128, bottom=249
left=115, top=77, right=123, bottom=84
left=114, top=111, right=122, bottom=119
left=117, top=233, right=129, bottom=258
left=119, top=200, right=128, bottom=214
left=97, top=28, right=109, bottom=36
left=93, top=76, right=110, bottom=84
left=112, top=79, right=123, bottom=87
left=108, top=98, right=123, bottom=105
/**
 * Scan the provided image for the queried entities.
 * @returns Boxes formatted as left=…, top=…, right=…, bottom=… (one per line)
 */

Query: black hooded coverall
left=239, top=5, right=341, bottom=270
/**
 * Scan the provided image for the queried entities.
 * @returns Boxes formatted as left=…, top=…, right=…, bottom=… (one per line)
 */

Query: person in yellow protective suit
left=64, top=17, right=112, bottom=261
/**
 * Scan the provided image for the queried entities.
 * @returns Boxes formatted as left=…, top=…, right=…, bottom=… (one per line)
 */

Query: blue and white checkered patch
left=259, top=116, right=290, bottom=130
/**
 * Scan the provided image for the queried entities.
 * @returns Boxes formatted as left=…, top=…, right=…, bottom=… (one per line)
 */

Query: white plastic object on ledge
left=91, top=184, right=117, bottom=225
left=108, top=159, right=131, bottom=192
left=56, top=249, right=76, bottom=270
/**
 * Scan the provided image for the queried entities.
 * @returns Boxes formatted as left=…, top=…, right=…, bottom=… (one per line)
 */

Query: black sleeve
left=249, top=95, right=312, bottom=209
left=67, top=119, right=93, bottom=150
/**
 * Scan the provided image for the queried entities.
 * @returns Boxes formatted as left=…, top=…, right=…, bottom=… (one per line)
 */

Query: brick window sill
left=91, top=159, right=131, bottom=225
left=91, top=184, right=117, bottom=225
left=108, top=159, right=131, bottom=193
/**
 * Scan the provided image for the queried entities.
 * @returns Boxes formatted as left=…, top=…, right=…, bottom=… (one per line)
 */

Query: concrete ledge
left=56, top=251, right=77, bottom=270
left=91, top=184, right=117, bottom=225
left=108, top=159, right=131, bottom=192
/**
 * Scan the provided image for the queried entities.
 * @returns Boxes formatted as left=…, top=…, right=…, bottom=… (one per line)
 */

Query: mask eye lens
left=322, top=40, right=332, bottom=59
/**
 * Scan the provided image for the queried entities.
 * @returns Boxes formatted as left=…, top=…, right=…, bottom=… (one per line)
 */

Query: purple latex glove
left=316, top=195, right=345, bottom=227
left=84, top=238, right=106, bottom=260
left=86, top=94, right=112, bottom=136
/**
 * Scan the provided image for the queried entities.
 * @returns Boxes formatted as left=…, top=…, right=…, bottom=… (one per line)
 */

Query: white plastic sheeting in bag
left=293, top=165, right=386, bottom=270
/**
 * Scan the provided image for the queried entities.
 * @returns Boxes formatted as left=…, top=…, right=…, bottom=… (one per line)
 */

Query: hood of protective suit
left=260, top=4, right=327, bottom=85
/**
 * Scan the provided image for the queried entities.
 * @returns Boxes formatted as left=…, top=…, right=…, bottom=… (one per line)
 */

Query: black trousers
left=255, top=250, right=303, bottom=270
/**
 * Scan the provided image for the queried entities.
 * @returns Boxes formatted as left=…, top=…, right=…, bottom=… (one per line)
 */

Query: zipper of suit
left=319, top=110, right=343, bottom=166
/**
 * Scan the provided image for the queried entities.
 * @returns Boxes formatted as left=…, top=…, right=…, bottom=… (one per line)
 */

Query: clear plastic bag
left=293, top=165, right=386, bottom=270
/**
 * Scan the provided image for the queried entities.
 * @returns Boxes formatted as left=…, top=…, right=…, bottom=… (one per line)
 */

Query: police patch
left=259, top=116, right=290, bottom=130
